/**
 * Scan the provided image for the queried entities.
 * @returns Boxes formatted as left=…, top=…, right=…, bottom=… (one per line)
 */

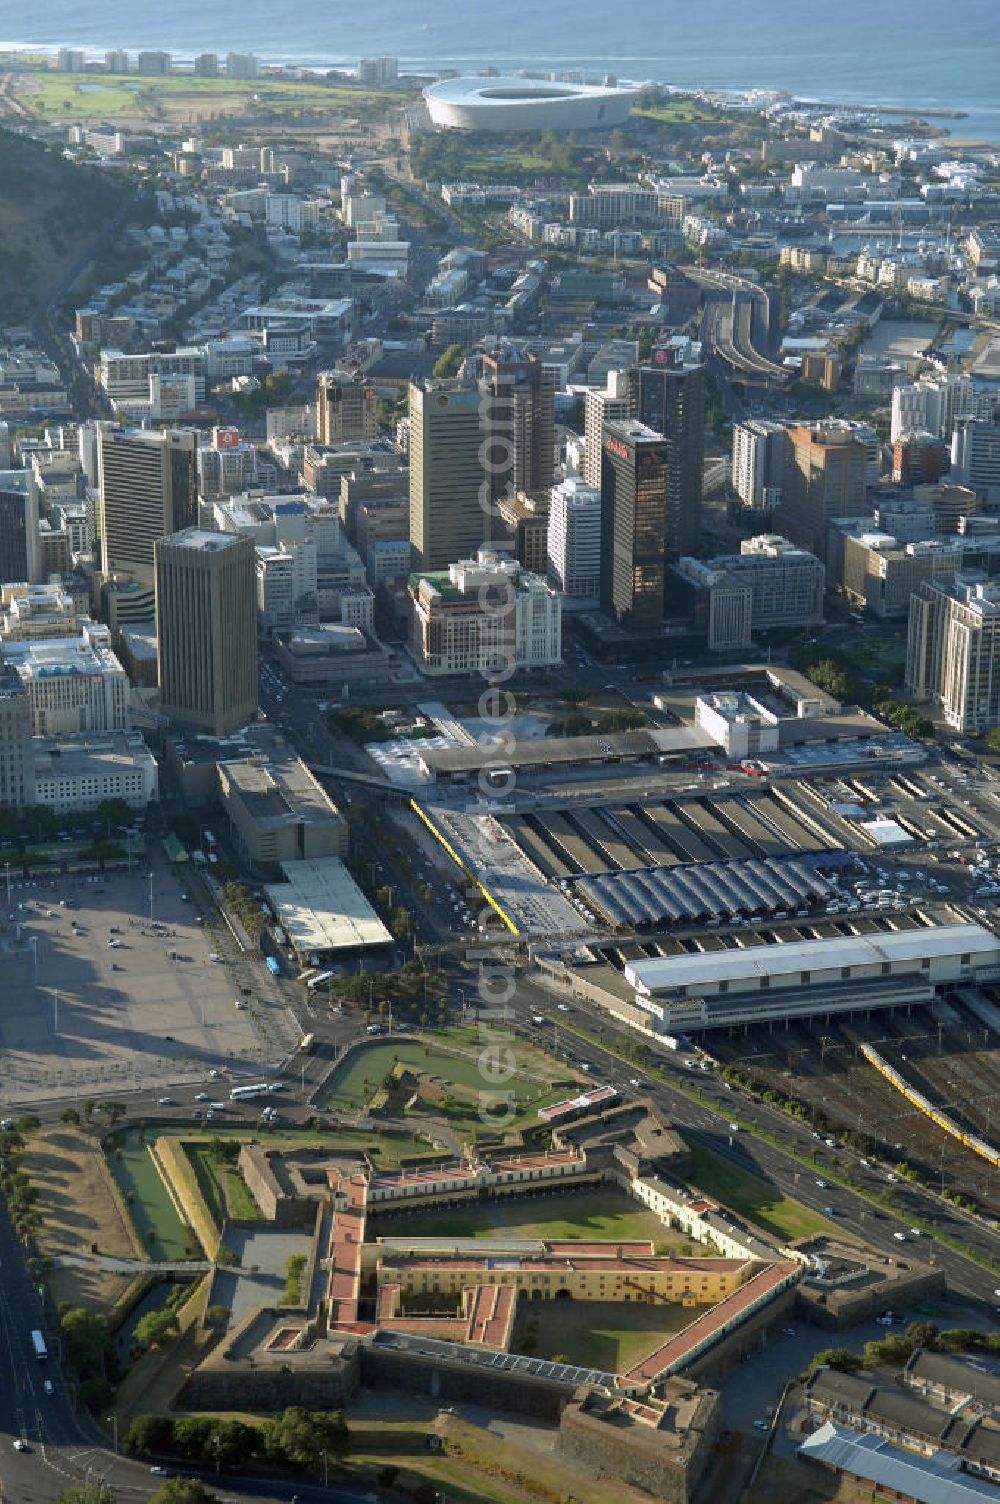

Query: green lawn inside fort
left=368, top=1184, right=693, bottom=1251
left=683, top=1138, right=833, bottom=1243
left=510, top=1298, right=696, bottom=1374
left=315, top=1030, right=577, bottom=1130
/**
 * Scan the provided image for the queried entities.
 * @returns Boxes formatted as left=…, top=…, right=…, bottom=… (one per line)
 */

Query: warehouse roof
left=799, top=1421, right=1000, bottom=1504
left=626, top=923, right=1000, bottom=997
left=418, top=725, right=714, bottom=776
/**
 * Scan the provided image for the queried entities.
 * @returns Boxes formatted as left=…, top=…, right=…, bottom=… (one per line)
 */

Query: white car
left=13, top=1439, right=28, bottom=1452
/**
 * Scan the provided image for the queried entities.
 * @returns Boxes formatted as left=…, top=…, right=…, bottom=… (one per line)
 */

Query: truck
left=265, top=956, right=280, bottom=978
left=30, top=1330, right=47, bottom=1361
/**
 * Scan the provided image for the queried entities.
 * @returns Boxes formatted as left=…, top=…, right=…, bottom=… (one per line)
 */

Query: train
left=859, top=1041, right=1000, bottom=1172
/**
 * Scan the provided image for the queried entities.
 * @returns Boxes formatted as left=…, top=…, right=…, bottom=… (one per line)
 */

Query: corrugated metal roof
left=627, top=923, right=1000, bottom=996
left=799, top=1420, right=1000, bottom=1504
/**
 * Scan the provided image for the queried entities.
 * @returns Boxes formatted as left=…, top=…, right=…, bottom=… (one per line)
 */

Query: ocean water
left=3, top=0, right=1000, bottom=141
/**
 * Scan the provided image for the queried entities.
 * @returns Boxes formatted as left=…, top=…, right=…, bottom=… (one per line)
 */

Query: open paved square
left=0, top=847, right=273, bottom=1106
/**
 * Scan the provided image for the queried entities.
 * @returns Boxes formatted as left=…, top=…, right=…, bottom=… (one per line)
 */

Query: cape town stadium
left=424, top=76, right=638, bottom=133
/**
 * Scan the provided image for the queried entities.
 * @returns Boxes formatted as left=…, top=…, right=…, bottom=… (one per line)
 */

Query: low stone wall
left=153, top=1135, right=218, bottom=1258
left=360, top=1343, right=571, bottom=1421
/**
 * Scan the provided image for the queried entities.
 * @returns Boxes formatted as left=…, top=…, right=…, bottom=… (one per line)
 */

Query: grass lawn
left=317, top=1032, right=574, bottom=1124
left=16, top=68, right=405, bottom=124
left=184, top=1142, right=260, bottom=1228
left=511, top=1299, right=694, bottom=1374
left=684, top=1138, right=833, bottom=1243
left=369, top=1185, right=690, bottom=1250
left=634, top=99, right=723, bottom=123
left=105, top=1131, right=192, bottom=1261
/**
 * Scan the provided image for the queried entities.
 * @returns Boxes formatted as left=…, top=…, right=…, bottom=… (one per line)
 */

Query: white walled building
left=890, top=372, right=985, bottom=443
left=731, top=419, right=786, bottom=512
left=31, top=731, right=158, bottom=812
left=409, top=551, right=562, bottom=676
left=255, top=542, right=319, bottom=634
left=3, top=624, right=130, bottom=737
left=907, top=574, right=1000, bottom=733
left=547, top=474, right=602, bottom=604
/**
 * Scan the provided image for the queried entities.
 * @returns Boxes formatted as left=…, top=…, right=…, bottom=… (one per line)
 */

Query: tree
left=172, top=1415, right=217, bottom=1461
left=60, top=1307, right=113, bottom=1382
left=432, top=343, right=465, bottom=379
left=262, top=1407, right=349, bottom=1470
left=204, top=1305, right=231, bottom=1330
left=133, top=1309, right=180, bottom=1351
left=150, top=1483, right=219, bottom=1504
left=125, top=1413, right=175, bottom=1456
left=59, top=1107, right=81, bottom=1124
left=56, top=1488, right=118, bottom=1504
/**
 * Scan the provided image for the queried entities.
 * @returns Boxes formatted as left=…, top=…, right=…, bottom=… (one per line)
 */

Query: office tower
left=0, top=661, right=33, bottom=809
left=952, top=419, right=1000, bottom=504
left=732, top=418, right=787, bottom=512
left=0, top=421, right=10, bottom=469
left=676, top=535, right=825, bottom=651
left=547, top=474, right=602, bottom=602
left=600, top=419, right=669, bottom=627
left=316, top=371, right=378, bottom=446
left=630, top=348, right=706, bottom=559
left=99, top=428, right=197, bottom=585
left=155, top=529, right=257, bottom=737
left=408, top=382, right=486, bottom=572
left=906, top=575, right=1000, bottom=733
left=777, top=421, right=868, bottom=563
left=0, top=472, right=41, bottom=585
left=479, top=350, right=555, bottom=505
left=583, top=377, right=630, bottom=490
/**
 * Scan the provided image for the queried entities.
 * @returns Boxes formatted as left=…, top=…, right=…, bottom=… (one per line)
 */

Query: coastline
left=0, top=40, right=997, bottom=146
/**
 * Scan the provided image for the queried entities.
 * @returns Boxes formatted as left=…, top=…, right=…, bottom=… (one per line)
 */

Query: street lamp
left=321, top=1448, right=328, bottom=1488
left=107, top=1413, right=118, bottom=1453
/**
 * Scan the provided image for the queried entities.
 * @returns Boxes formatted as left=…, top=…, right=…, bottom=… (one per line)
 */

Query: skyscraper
left=0, top=472, right=40, bottom=585
left=630, top=348, right=706, bottom=559
left=155, top=529, right=257, bottom=737
left=408, top=382, right=486, bottom=572
left=316, top=371, right=379, bottom=446
left=600, top=419, right=670, bottom=627
left=0, top=660, right=32, bottom=809
left=583, top=377, right=631, bottom=491
left=778, top=421, right=868, bottom=563
left=478, top=350, right=555, bottom=505
left=99, top=428, right=197, bottom=585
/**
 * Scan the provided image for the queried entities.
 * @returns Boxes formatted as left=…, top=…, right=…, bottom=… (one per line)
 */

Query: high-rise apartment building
left=357, top=56, right=398, bottom=85
left=732, top=419, right=787, bottom=512
left=136, top=50, right=171, bottom=75
left=0, top=472, right=41, bottom=585
left=226, top=52, right=259, bottom=80
left=193, top=53, right=219, bottom=77
left=547, top=475, right=602, bottom=603
left=906, top=574, right=1000, bottom=733
left=408, top=382, right=486, bottom=572
left=0, top=660, right=32, bottom=809
left=99, top=428, right=197, bottom=585
left=316, top=371, right=379, bottom=446
left=105, top=49, right=129, bottom=73
left=583, top=377, right=630, bottom=490
left=952, top=419, right=1000, bottom=505
left=600, top=419, right=670, bottom=627
left=630, top=348, right=706, bottom=558
left=155, top=529, right=257, bottom=737
left=479, top=350, right=555, bottom=505
left=777, top=421, right=868, bottom=563
left=890, top=372, right=983, bottom=444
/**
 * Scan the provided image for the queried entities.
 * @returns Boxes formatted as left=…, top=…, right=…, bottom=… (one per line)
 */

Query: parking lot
left=0, top=847, right=271, bottom=1106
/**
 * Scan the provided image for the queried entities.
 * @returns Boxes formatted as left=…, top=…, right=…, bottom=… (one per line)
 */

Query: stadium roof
left=265, top=857, right=392, bottom=957
left=626, top=923, right=1000, bottom=997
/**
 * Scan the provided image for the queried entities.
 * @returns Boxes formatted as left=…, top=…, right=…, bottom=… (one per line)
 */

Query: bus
left=305, top=970, right=334, bottom=992
left=229, top=1083, right=271, bottom=1102
left=30, top=1330, right=47, bottom=1361
left=264, top=956, right=280, bottom=978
